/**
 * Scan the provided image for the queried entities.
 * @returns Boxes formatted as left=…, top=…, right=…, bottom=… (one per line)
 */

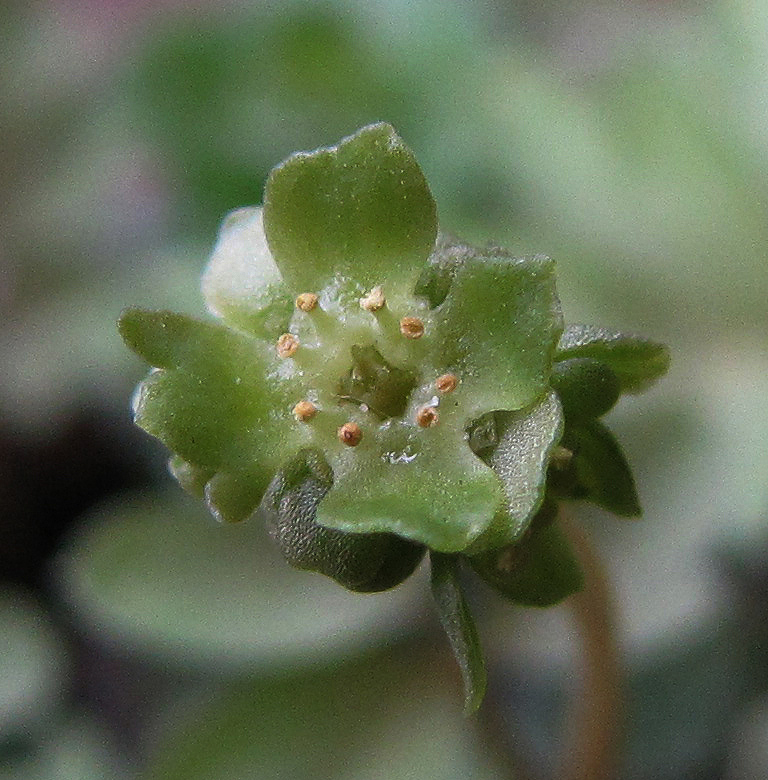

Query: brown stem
left=560, top=514, right=622, bottom=780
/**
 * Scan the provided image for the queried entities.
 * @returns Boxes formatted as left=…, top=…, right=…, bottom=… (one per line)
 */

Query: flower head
left=119, top=124, right=668, bottom=710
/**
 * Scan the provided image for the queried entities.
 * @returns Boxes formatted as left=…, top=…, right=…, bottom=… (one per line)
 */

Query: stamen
left=337, top=422, right=363, bottom=447
left=416, top=405, right=439, bottom=428
left=360, top=286, right=386, bottom=312
left=292, top=400, right=317, bottom=421
left=435, top=373, right=458, bottom=393
left=276, top=333, right=299, bottom=358
left=399, top=316, right=425, bottom=339
left=295, top=293, right=319, bottom=312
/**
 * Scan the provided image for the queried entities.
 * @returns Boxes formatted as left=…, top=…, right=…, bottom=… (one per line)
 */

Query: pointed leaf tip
left=557, top=325, right=669, bottom=394
left=430, top=552, right=487, bottom=713
left=559, top=420, right=642, bottom=517
left=119, top=308, right=202, bottom=368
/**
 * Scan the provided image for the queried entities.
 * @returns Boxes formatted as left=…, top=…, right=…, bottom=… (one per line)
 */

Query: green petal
left=316, top=425, right=505, bottom=553
left=201, top=207, right=294, bottom=340
left=556, top=325, right=670, bottom=393
left=204, top=470, right=276, bottom=525
left=168, top=456, right=213, bottom=498
left=119, top=309, right=307, bottom=522
left=263, top=123, right=437, bottom=297
left=468, top=513, right=583, bottom=607
left=431, top=249, right=563, bottom=420
left=259, top=449, right=425, bottom=593
left=559, top=419, right=642, bottom=517
left=430, top=552, right=487, bottom=713
left=468, top=390, right=564, bottom=552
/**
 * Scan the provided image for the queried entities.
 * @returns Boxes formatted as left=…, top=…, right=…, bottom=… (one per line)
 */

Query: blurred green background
left=1, top=0, right=767, bottom=778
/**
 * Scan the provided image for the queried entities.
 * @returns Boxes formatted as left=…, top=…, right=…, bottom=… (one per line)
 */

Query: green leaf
left=431, top=249, right=563, bottom=420
left=316, top=424, right=505, bottom=553
left=550, top=357, right=620, bottom=420
left=56, top=492, right=424, bottom=672
left=0, top=586, right=67, bottom=740
left=142, top=649, right=504, bottom=780
left=263, top=122, right=437, bottom=297
left=430, top=552, right=486, bottom=714
left=259, top=449, right=425, bottom=592
left=468, top=513, right=583, bottom=607
left=556, top=325, right=670, bottom=393
left=119, top=309, right=307, bottom=522
left=560, top=419, right=642, bottom=517
left=468, top=390, right=564, bottom=552
left=201, top=207, right=294, bottom=340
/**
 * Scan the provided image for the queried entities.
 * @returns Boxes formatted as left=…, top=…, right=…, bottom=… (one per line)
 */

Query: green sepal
left=316, top=426, right=505, bottom=553
left=429, top=552, right=487, bottom=714
left=550, top=358, right=620, bottom=420
left=201, top=207, right=294, bottom=340
left=119, top=309, right=305, bottom=522
left=263, top=123, right=437, bottom=298
left=432, top=250, right=563, bottom=420
left=467, top=506, right=583, bottom=607
left=556, top=325, right=670, bottom=393
left=555, top=420, right=642, bottom=517
left=260, top=449, right=425, bottom=593
left=467, top=390, right=564, bottom=552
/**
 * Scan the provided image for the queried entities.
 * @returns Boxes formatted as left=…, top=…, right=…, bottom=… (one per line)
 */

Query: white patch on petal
left=202, top=207, right=287, bottom=328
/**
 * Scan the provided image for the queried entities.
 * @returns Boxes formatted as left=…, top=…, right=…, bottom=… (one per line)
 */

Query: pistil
left=360, top=286, right=386, bottom=312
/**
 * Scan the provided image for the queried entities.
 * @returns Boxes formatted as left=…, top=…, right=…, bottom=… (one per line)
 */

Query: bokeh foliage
left=1, top=0, right=767, bottom=777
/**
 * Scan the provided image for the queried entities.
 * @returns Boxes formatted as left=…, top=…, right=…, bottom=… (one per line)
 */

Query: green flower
left=120, top=123, right=668, bottom=710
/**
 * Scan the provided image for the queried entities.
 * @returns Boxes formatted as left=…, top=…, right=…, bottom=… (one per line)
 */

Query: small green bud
left=550, top=358, right=620, bottom=420
left=467, top=501, right=583, bottom=607
left=260, top=450, right=425, bottom=592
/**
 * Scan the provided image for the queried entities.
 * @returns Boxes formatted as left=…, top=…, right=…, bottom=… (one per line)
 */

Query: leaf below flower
left=468, top=512, right=583, bottom=607
left=430, top=552, right=487, bottom=714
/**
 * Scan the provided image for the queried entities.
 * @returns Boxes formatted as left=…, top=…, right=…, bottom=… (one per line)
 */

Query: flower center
left=275, top=285, right=458, bottom=450
left=337, top=344, right=417, bottom=420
